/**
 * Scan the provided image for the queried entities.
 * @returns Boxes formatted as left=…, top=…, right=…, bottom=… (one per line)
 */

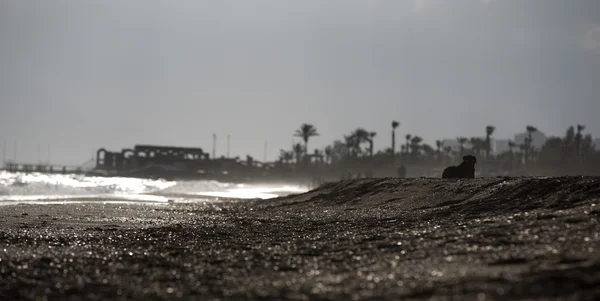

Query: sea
left=0, top=171, right=308, bottom=206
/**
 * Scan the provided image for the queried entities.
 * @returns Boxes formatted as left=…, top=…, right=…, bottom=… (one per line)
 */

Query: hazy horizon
left=1, top=0, right=599, bottom=165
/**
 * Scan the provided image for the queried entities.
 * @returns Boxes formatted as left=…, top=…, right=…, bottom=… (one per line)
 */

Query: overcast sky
left=1, top=0, right=599, bottom=165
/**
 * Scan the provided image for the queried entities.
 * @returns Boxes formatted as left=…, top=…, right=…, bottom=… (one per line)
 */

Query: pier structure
left=96, top=144, right=211, bottom=171
left=2, top=162, right=85, bottom=174
left=93, top=144, right=289, bottom=181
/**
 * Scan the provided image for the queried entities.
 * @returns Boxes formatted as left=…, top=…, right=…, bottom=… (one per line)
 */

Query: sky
left=1, top=0, right=599, bottom=165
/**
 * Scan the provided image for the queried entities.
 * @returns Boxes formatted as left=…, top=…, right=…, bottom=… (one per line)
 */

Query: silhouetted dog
left=442, top=155, right=477, bottom=179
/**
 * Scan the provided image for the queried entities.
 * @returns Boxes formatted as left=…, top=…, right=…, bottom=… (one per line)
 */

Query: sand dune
left=1, top=177, right=599, bottom=300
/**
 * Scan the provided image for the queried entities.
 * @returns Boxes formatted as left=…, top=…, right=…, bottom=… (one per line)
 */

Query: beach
left=1, top=177, right=599, bottom=300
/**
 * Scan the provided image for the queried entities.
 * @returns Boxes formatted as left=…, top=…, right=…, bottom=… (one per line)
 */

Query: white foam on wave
left=0, top=171, right=308, bottom=205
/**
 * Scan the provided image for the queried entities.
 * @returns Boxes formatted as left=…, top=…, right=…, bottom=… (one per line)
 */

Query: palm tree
left=421, top=144, right=435, bottom=160
left=354, top=128, right=370, bottom=154
left=278, top=149, right=287, bottom=163
left=456, top=137, right=468, bottom=156
left=284, top=150, right=293, bottom=163
left=435, top=140, right=443, bottom=152
left=278, top=149, right=294, bottom=164
left=313, top=149, right=323, bottom=163
left=508, top=140, right=516, bottom=153
left=564, top=126, right=576, bottom=159
left=405, top=134, right=412, bottom=154
left=294, top=124, right=319, bottom=156
left=292, top=143, right=305, bottom=164
left=345, top=128, right=370, bottom=157
left=485, top=125, right=495, bottom=158
left=391, top=121, right=400, bottom=155
left=575, top=124, right=585, bottom=159
left=410, top=136, right=423, bottom=155
left=519, top=143, right=527, bottom=163
left=368, top=132, right=377, bottom=156
left=526, top=125, right=537, bottom=145
left=525, top=137, right=533, bottom=162
left=324, top=146, right=333, bottom=164
left=344, top=135, right=358, bottom=157
left=525, top=125, right=538, bottom=162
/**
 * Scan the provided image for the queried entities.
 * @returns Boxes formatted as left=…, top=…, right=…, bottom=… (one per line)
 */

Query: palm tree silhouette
left=391, top=121, right=400, bottom=155
left=345, top=128, right=369, bottom=157
left=526, top=125, right=537, bottom=139
left=405, top=134, right=412, bottom=154
left=313, top=149, right=323, bottom=163
left=278, top=149, right=294, bottom=164
left=421, top=144, right=434, bottom=160
left=485, top=125, right=495, bottom=158
left=410, top=136, right=423, bottom=155
left=508, top=140, right=516, bottom=153
left=519, top=143, right=527, bottom=163
left=292, top=143, right=305, bottom=164
left=278, top=149, right=286, bottom=163
left=354, top=128, right=370, bottom=155
left=324, top=146, right=333, bottom=164
left=564, top=126, right=576, bottom=159
left=368, top=132, right=377, bottom=156
left=435, top=140, right=443, bottom=152
left=344, top=135, right=358, bottom=157
left=294, top=124, right=319, bottom=156
left=285, top=151, right=294, bottom=163
left=575, top=124, right=585, bottom=159
left=525, top=125, right=537, bottom=162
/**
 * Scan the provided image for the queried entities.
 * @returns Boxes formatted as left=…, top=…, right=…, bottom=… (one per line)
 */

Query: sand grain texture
left=1, top=177, right=599, bottom=300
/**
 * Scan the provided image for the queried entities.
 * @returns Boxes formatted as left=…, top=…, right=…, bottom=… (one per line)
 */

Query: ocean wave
left=0, top=171, right=308, bottom=204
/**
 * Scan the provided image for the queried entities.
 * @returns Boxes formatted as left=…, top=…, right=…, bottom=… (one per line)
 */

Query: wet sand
left=1, top=177, right=599, bottom=300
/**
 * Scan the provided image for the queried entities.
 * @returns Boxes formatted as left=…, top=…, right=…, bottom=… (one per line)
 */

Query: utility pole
left=227, top=135, right=230, bottom=159
left=212, top=134, right=216, bottom=159
left=47, top=144, right=51, bottom=165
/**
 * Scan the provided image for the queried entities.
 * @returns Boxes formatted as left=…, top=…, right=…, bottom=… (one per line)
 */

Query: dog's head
left=462, top=155, right=477, bottom=166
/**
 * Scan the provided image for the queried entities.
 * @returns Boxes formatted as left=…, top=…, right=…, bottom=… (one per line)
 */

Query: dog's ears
left=463, top=155, right=477, bottom=163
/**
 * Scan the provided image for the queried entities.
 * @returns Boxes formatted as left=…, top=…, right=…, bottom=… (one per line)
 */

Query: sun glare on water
left=0, top=171, right=307, bottom=204
left=197, top=185, right=307, bottom=200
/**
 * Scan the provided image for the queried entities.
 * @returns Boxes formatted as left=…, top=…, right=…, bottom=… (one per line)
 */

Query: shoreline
left=1, top=177, right=599, bottom=300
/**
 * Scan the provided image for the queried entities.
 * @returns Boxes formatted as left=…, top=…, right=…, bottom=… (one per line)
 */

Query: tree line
left=278, top=122, right=599, bottom=175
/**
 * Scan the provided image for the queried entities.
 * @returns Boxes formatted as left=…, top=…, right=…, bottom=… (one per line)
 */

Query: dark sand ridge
left=1, top=177, right=599, bottom=300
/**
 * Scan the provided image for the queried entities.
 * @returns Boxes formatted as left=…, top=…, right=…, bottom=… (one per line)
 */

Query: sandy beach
left=1, top=177, right=599, bottom=300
